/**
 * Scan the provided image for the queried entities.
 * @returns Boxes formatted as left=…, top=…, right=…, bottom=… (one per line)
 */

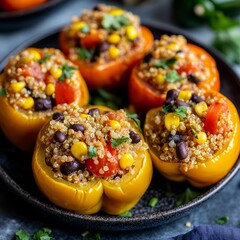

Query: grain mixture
left=62, top=4, right=145, bottom=63
left=144, top=89, right=233, bottom=171
left=0, top=48, right=80, bottom=117
left=40, top=104, right=148, bottom=186
left=138, top=35, right=212, bottom=96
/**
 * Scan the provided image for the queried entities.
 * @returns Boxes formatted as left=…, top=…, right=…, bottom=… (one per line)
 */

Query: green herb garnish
left=155, top=57, right=177, bottom=69
left=77, top=47, right=93, bottom=61
left=162, top=104, right=172, bottom=114
left=15, top=229, right=30, bottom=240
left=125, top=110, right=142, bottom=132
left=175, top=106, right=187, bottom=118
left=190, top=125, right=200, bottom=138
left=88, top=145, right=97, bottom=158
left=33, top=228, right=54, bottom=240
left=59, top=63, right=76, bottom=81
left=81, top=231, right=101, bottom=240
left=81, top=25, right=90, bottom=33
left=176, top=188, right=202, bottom=206
left=111, top=137, right=130, bottom=148
left=102, top=14, right=130, bottom=30
left=165, top=70, right=185, bottom=83
left=119, top=211, right=132, bottom=217
left=215, top=216, right=229, bottom=225
left=38, top=53, right=52, bottom=64
left=148, top=197, right=159, bottom=207
left=0, top=88, right=6, bottom=96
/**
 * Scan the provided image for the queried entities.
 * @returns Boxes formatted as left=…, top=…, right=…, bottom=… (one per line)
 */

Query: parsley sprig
left=155, top=57, right=177, bottom=69
left=77, top=47, right=93, bottom=61
left=165, top=70, right=185, bottom=83
left=88, top=145, right=97, bottom=158
left=162, top=104, right=188, bottom=118
left=111, top=137, right=130, bottom=148
left=38, top=53, right=52, bottom=64
left=15, top=227, right=54, bottom=240
left=102, top=14, right=130, bottom=30
left=215, top=216, right=229, bottom=225
left=59, top=63, right=76, bottom=81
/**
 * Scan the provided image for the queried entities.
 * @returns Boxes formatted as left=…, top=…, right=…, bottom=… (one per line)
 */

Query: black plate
left=0, top=0, right=66, bottom=30
left=0, top=21, right=239, bottom=231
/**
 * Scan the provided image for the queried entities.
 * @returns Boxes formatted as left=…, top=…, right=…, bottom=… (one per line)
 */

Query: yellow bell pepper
left=144, top=91, right=240, bottom=188
left=32, top=106, right=153, bottom=215
left=0, top=48, right=89, bottom=152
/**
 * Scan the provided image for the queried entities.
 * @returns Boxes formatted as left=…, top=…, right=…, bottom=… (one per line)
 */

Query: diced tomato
left=177, top=63, right=198, bottom=75
left=80, top=32, right=102, bottom=49
left=21, top=62, right=45, bottom=81
left=204, top=101, right=228, bottom=134
left=55, top=82, right=75, bottom=105
left=86, top=143, right=120, bottom=177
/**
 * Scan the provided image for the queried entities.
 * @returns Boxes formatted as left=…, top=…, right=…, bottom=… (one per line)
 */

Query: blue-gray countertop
left=0, top=0, right=240, bottom=239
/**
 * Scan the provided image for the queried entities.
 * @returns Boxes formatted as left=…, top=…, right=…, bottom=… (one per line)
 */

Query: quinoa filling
left=40, top=104, right=148, bottom=186
left=144, top=89, right=233, bottom=171
left=63, top=4, right=144, bottom=63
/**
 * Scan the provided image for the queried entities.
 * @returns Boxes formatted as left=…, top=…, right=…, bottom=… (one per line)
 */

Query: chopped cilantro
left=148, top=197, right=159, bottom=207
left=81, top=231, right=101, bottom=240
left=176, top=188, right=202, bottom=206
left=88, top=145, right=97, bottom=158
left=0, top=88, right=6, bottom=96
left=59, top=63, right=76, bottom=81
left=119, top=211, right=132, bottom=217
left=111, top=137, right=130, bottom=148
left=38, top=53, right=52, bottom=64
left=175, top=106, right=187, bottom=118
left=125, top=110, right=142, bottom=132
left=165, top=70, right=185, bottom=83
left=15, top=229, right=30, bottom=240
left=77, top=47, right=93, bottom=61
left=155, top=57, right=177, bottom=69
left=215, top=216, right=229, bottom=225
left=190, top=125, right=200, bottom=138
left=33, top=228, right=54, bottom=240
left=81, top=25, right=90, bottom=33
left=162, top=104, right=172, bottom=114
left=102, top=14, right=130, bottom=30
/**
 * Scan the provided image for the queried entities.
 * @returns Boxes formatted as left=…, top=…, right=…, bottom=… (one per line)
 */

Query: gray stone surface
left=0, top=0, right=239, bottom=239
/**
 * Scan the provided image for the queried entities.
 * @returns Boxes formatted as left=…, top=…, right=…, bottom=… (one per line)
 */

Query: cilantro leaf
left=175, top=106, right=187, bottom=118
left=125, top=110, right=142, bottom=132
left=81, top=231, right=101, bottom=240
left=81, top=25, right=90, bottom=34
left=59, top=63, right=76, bottom=81
left=165, top=70, right=185, bottom=83
left=77, top=47, right=93, bottom=61
left=176, top=188, right=202, bottom=206
left=155, top=57, right=177, bottom=69
left=38, top=53, right=52, bottom=64
left=148, top=197, right=159, bottom=207
left=0, top=88, right=6, bottom=96
left=162, top=104, right=172, bottom=114
left=119, top=211, right=132, bottom=217
left=88, top=145, right=97, bottom=158
left=111, top=137, right=130, bottom=148
left=15, top=229, right=30, bottom=240
left=102, top=14, right=130, bottom=30
left=215, top=216, right=229, bottom=225
left=33, top=228, right=54, bottom=240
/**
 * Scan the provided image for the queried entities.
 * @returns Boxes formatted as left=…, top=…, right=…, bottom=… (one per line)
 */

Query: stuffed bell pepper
left=32, top=104, right=153, bottom=215
left=0, top=48, right=89, bottom=152
left=129, top=34, right=220, bottom=115
left=59, top=4, right=153, bottom=91
left=144, top=89, right=240, bottom=187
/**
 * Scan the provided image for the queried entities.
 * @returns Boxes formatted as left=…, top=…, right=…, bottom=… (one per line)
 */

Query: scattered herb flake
left=165, top=70, right=185, bottom=83
left=77, top=47, right=93, bottom=61
left=81, top=25, right=90, bottom=33
left=125, top=110, right=142, bottom=132
left=88, top=145, right=97, bottom=158
left=148, top=197, right=159, bottom=207
left=33, top=227, right=54, bottom=240
left=81, top=231, right=101, bottom=240
left=15, top=229, right=30, bottom=240
left=59, top=63, right=76, bottom=81
left=155, top=57, right=177, bottom=69
left=0, top=88, right=6, bottom=96
left=176, top=188, right=201, bottom=206
left=175, top=106, right=187, bottom=118
left=111, top=137, right=130, bottom=148
left=102, top=14, right=130, bottom=30
left=162, top=104, right=172, bottom=114
left=119, top=211, right=132, bottom=217
left=215, top=216, right=229, bottom=225
left=38, top=53, right=52, bottom=64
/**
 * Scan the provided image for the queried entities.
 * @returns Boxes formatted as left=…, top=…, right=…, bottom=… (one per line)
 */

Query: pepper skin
left=60, top=26, right=153, bottom=91
left=144, top=91, right=240, bottom=188
left=128, top=42, right=220, bottom=116
left=0, top=48, right=89, bottom=152
left=0, top=0, right=47, bottom=11
left=32, top=106, right=153, bottom=215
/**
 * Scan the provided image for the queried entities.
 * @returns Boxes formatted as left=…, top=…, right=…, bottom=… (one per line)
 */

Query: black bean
left=88, top=108, right=100, bottom=116
left=175, top=99, right=190, bottom=107
left=129, top=130, right=141, bottom=144
left=165, top=89, right=179, bottom=105
left=70, top=124, right=85, bottom=133
left=92, top=5, right=101, bottom=11
left=52, top=112, right=64, bottom=122
left=91, top=42, right=110, bottom=61
left=34, top=98, right=52, bottom=111
left=60, top=160, right=81, bottom=175
left=191, top=93, right=204, bottom=103
left=168, top=134, right=182, bottom=143
left=176, top=141, right=188, bottom=160
left=54, top=131, right=66, bottom=143
left=176, top=50, right=183, bottom=54
left=187, top=74, right=201, bottom=84
left=143, top=53, right=152, bottom=63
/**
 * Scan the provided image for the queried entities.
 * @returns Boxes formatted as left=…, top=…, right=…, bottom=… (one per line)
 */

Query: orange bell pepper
left=144, top=91, right=240, bottom=188
left=32, top=105, right=153, bottom=215
left=128, top=40, right=220, bottom=116
left=0, top=0, right=47, bottom=11
left=0, top=48, right=89, bottom=152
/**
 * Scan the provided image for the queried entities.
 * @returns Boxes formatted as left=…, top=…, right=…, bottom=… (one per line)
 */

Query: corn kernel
left=120, top=153, right=134, bottom=169
left=107, top=34, right=121, bottom=44
left=69, top=21, right=87, bottom=36
left=80, top=113, right=89, bottom=119
left=28, top=49, right=41, bottom=61
left=126, top=25, right=138, bottom=40
left=194, top=101, right=208, bottom=117
left=21, top=56, right=32, bottom=64
left=166, top=43, right=179, bottom=51
left=156, top=73, right=165, bottom=84
left=50, top=67, right=62, bottom=79
left=22, top=97, right=34, bottom=109
left=164, top=113, right=180, bottom=131
left=109, top=120, right=121, bottom=129
left=45, top=83, right=55, bottom=95
left=109, top=9, right=123, bottom=16
left=108, top=46, right=120, bottom=59
left=178, top=90, right=192, bottom=101
left=71, top=141, right=88, bottom=160
left=11, top=82, right=26, bottom=93
left=194, top=131, right=207, bottom=144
